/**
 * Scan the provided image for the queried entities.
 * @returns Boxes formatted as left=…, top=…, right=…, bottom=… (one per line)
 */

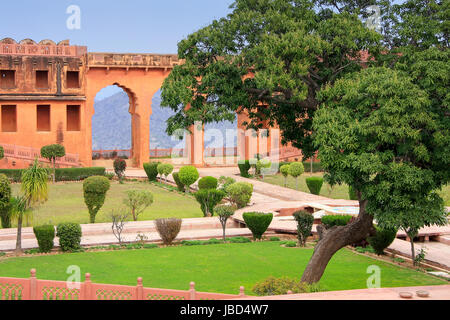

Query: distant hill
left=92, top=91, right=237, bottom=150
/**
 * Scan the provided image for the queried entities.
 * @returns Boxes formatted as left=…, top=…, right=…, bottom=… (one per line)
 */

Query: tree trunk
left=52, top=159, right=56, bottom=184
left=15, top=214, right=23, bottom=254
left=301, top=199, right=375, bottom=284
left=410, top=240, right=416, bottom=265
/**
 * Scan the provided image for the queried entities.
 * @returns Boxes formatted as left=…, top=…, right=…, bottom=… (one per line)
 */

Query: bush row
left=0, top=167, right=106, bottom=182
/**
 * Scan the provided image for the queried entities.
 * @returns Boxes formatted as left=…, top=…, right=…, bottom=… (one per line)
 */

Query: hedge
left=276, top=161, right=323, bottom=173
left=0, top=167, right=106, bottom=182
left=33, top=225, right=55, bottom=253
left=305, top=177, right=324, bottom=195
left=243, top=212, right=273, bottom=240
left=321, top=215, right=353, bottom=228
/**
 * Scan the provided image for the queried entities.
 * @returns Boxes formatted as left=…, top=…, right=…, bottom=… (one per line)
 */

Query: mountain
left=92, top=90, right=237, bottom=150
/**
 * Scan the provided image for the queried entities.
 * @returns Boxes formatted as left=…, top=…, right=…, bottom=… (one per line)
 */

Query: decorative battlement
left=87, top=52, right=180, bottom=69
left=0, top=38, right=87, bottom=57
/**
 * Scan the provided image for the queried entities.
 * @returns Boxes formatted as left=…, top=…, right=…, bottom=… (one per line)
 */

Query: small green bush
left=172, top=172, right=185, bottom=192
left=228, top=236, right=251, bottom=243
left=253, top=277, right=315, bottom=296
left=305, top=177, right=324, bottom=195
left=194, top=189, right=226, bottom=217
left=57, top=223, right=82, bottom=252
left=143, top=244, right=158, bottom=249
left=33, top=225, right=55, bottom=253
left=178, top=166, right=199, bottom=192
left=83, top=176, right=111, bottom=223
left=368, top=226, right=398, bottom=255
left=280, top=165, right=290, bottom=186
left=0, top=174, right=12, bottom=229
left=349, top=186, right=358, bottom=200
left=143, top=162, right=160, bottom=181
left=282, top=241, right=297, bottom=247
left=321, top=215, right=353, bottom=229
left=243, top=212, right=273, bottom=240
left=288, top=162, right=304, bottom=189
left=113, top=158, right=127, bottom=180
left=238, top=160, right=251, bottom=177
left=270, top=237, right=281, bottom=242
left=198, top=176, right=218, bottom=190
left=226, top=182, right=253, bottom=208
left=293, top=211, right=314, bottom=246
left=218, top=176, right=236, bottom=192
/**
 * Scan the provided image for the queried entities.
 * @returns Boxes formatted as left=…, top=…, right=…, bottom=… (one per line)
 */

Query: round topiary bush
left=226, top=182, right=253, bottom=208
left=368, top=226, right=398, bottom=255
left=83, top=176, right=111, bottom=223
left=33, top=225, right=55, bottom=253
left=143, top=162, right=160, bottom=181
left=198, top=176, right=218, bottom=190
left=280, top=164, right=290, bottom=186
left=178, top=166, right=199, bottom=192
left=242, top=212, right=273, bottom=240
left=305, top=177, right=324, bottom=195
left=56, top=223, right=82, bottom=252
left=288, top=162, right=304, bottom=190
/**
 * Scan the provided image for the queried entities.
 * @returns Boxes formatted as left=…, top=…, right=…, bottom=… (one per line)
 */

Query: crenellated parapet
left=0, top=38, right=87, bottom=57
left=87, top=52, right=180, bottom=70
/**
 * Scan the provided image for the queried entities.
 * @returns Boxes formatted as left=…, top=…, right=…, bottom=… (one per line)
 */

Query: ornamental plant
left=143, top=162, right=160, bottom=181
left=33, top=225, right=55, bottom=253
left=225, top=182, right=253, bottom=209
left=321, top=215, right=353, bottom=229
left=293, top=211, right=314, bottom=247
left=172, top=172, right=185, bottom=192
left=194, top=189, right=225, bottom=217
left=155, top=218, right=182, bottom=245
left=40, top=144, right=65, bottom=183
left=280, top=165, right=290, bottom=187
left=242, top=212, right=273, bottom=240
left=157, top=163, right=174, bottom=182
left=198, top=176, right=218, bottom=190
left=113, top=158, right=127, bottom=182
left=178, top=166, right=199, bottom=193
left=56, top=223, right=82, bottom=252
left=83, top=176, right=111, bottom=223
left=215, top=205, right=236, bottom=241
left=288, top=162, right=304, bottom=190
left=238, top=160, right=251, bottom=178
left=123, top=190, right=154, bottom=221
left=306, top=177, right=324, bottom=195
left=367, top=226, right=398, bottom=256
left=0, top=174, right=11, bottom=229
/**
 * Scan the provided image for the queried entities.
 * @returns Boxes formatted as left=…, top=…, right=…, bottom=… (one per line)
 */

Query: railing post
left=29, top=269, right=37, bottom=300
left=189, top=282, right=196, bottom=300
left=136, top=277, right=144, bottom=300
left=82, top=273, right=92, bottom=300
left=239, top=286, right=245, bottom=298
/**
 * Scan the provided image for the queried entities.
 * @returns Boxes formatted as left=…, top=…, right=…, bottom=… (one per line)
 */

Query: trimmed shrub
left=0, top=174, right=12, bottom=229
left=238, top=160, right=251, bottom=177
left=368, top=226, right=398, bottom=255
left=218, top=176, right=235, bottom=192
left=33, top=225, right=55, bottom=253
left=0, top=146, right=3, bottom=160
left=143, top=162, right=160, bottom=181
left=198, top=176, right=218, bottom=190
left=321, top=215, right=353, bottom=229
left=283, top=241, right=297, bottom=247
left=83, top=176, right=111, bottom=223
left=113, top=158, right=127, bottom=180
left=306, top=177, right=324, bottom=195
left=226, top=182, right=253, bottom=208
left=253, top=277, right=313, bottom=296
left=178, top=166, right=199, bottom=192
left=57, top=223, right=82, bottom=252
left=0, top=167, right=106, bottom=182
left=288, top=162, right=304, bottom=190
left=228, top=236, right=251, bottom=243
left=215, top=205, right=236, bottom=241
left=194, top=189, right=226, bottom=217
left=172, top=172, right=185, bottom=192
left=293, top=210, right=314, bottom=246
left=349, top=186, right=358, bottom=200
left=243, top=212, right=273, bottom=240
left=161, top=164, right=174, bottom=180
left=280, top=165, right=290, bottom=187
left=155, top=218, right=182, bottom=245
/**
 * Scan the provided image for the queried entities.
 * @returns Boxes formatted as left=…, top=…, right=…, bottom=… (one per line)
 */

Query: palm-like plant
left=13, top=159, right=48, bottom=253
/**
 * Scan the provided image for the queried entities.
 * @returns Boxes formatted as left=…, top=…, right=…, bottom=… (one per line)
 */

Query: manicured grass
left=259, top=173, right=450, bottom=205
left=9, top=181, right=203, bottom=227
left=0, top=242, right=445, bottom=295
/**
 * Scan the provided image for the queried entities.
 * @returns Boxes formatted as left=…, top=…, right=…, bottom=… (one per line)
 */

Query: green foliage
left=194, top=189, right=226, bottom=217
left=143, top=162, right=160, bottom=181
left=0, top=146, right=3, bottom=160
left=181, top=239, right=224, bottom=246
left=40, top=144, right=66, bottom=163
left=270, top=237, right=281, bottom=242
left=348, top=186, right=358, bottom=201
left=0, top=174, right=11, bottom=229
left=243, top=212, right=273, bottom=240
left=282, top=241, right=297, bottom=248
left=238, top=160, right=251, bottom=178
left=293, top=211, right=314, bottom=246
left=83, top=176, right=111, bottom=223
left=172, top=172, right=185, bottom=192
left=198, top=176, right=218, bottom=190
left=253, top=276, right=317, bottom=296
left=105, top=172, right=115, bottom=180
left=21, top=159, right=49, bottom=206
left=178, top=166, right=199, bottom=191
left=305, top=177, right=324, bottom=195
left=0, top=167, right=106, bottom=182
left=280, top=165, right=290, bottom=178
left=367, top=226, right=398, bottom=256
left=157, top=163, right=174, bottom=180
left=56, top=223, right=82, bottom=252
left=33, top=225, right=55, bottom=253
left=228, top=236, right=251, bottom=243
left=113, top=158, right=127, bottom=180
left=218, top=176, right=236, bottom=192
left=225, top=182, right=253, bottom=209
left=321, top=215, right=353, bottom=229
left=215, top=205, right=236, bottom=241
left=123, top=190, right=154, bottom=221
left=155, top=218, right=182, bottom=245
left=288, top=162, right=304, bottom=178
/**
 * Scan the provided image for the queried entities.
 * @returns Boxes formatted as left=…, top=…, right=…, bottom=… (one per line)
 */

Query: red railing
left=0, top=144, right=79, bottom=167
left=0, top=269, right=246, bottom=301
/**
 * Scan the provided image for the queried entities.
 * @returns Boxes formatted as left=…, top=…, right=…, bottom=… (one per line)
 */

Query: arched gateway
left=0, top=38, right=303, bottom=169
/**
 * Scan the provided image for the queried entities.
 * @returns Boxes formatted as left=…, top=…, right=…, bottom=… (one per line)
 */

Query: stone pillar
left=186, top=121, right=204, bottom=167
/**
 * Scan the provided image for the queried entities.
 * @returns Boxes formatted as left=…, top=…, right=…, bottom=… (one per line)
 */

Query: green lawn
left=0, top=242, right=445, bottom=295
left=259, top=173, right=450, bottom=205
left=9, top=181, right=203, bottom=227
